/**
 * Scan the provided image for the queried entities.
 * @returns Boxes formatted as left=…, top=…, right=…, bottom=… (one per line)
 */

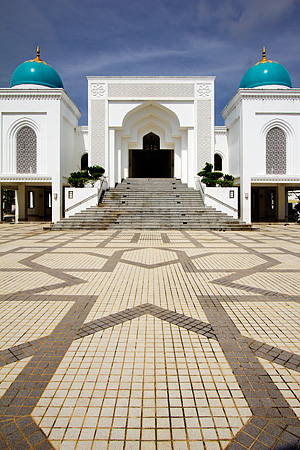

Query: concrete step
left=51, top=178, right=250, bottom=231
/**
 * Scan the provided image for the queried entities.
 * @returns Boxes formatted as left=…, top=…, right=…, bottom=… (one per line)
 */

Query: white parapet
left=64, top=178, right=108, bottom=219
left=195, top=176, right=239, bottom=219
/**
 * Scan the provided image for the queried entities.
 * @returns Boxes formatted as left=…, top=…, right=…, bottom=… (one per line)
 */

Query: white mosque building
left=0, top=47, right=300, bottom=224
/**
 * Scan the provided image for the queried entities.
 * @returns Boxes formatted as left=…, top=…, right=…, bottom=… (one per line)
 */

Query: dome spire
left=34, top=46, right=42, bottom=63
left=258, top=46, right=270, bottom=64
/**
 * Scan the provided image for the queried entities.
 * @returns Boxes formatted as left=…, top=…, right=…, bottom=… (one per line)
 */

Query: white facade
left=222, top=89, right=300, bottom=223
left=87, top=77, right=215, bottom=189
left=1, top=56, right=300, bottom=224
left=0, top=87, right=80, bottom=222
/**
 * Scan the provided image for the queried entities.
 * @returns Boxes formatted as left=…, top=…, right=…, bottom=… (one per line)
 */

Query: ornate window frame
left=261, top=119, right=294, bottom=175
left=16, top=126, right=37, bottom=174
left=5, top=118, right=41, bottom=174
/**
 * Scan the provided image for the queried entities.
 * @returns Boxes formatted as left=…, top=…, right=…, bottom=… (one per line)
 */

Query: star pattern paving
left=0, top=224, right=299, bottom=449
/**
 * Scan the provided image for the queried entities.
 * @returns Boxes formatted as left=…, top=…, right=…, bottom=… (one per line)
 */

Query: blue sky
left=1, top=0, right=300, bottom=125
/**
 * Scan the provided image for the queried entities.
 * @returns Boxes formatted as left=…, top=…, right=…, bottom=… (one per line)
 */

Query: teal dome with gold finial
left=240, top=48, right=292, bottom=89
left=10, top=47, right=64, bottom=89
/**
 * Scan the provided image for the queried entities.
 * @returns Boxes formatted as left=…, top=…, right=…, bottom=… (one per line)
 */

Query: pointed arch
left=261, top=119, right=295, bottom=175
left=266, top=127, right=286, bottom=174
left=16, top=126, right=37, bottom=174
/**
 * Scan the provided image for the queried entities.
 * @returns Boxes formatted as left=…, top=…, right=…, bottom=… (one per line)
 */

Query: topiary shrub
left=67, top=170, right=90, bottom=188
left=88, top=165, right=105, bottom=181
left=198, top=163, right=234, bottom=187
left=67, top=166, right=105, bottom=187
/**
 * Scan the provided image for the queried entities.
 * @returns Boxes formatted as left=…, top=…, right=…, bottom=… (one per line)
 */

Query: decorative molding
left=222, top=89, right=300, bottom=120
left=197, top=83, right=211, bottom=98
left=251, top=176, right=300, bottom=183
left=0, top=175, right=52, bottom=183
left=108, top=83, right=194, bottom=98
left=61, top=93, right=82, bottom=120
left=91, top=83, right=106, bottom=98
left=214, top=126, right=227, bottom=135
left=242, top=94, right=300, bottom=101
left=0, top=94, right=61, bottom=101
left=76, top=126, right=88, bottom=135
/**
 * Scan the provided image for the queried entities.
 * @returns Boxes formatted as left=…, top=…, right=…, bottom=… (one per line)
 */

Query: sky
left=1, top=0, right=300, bottom=125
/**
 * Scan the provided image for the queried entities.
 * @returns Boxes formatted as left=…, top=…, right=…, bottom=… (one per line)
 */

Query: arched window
left=81, top=153, right=88, bottom=170
left=214, top=154, right=222, bottom=171
left=16, top=126, right=37, bottom=173
left=266, top=127, right=286, bottom=174
left=143, top=132, right=160, bottom=151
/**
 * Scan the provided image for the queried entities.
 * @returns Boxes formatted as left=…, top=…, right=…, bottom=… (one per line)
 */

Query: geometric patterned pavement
left=0, top=224, right=300, bottom=450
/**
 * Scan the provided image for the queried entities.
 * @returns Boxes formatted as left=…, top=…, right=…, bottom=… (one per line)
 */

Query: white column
left=115, top=132, right=122, bottom=184
left=51, top=178, right=62, bottom=223
left=15, top=190, right=19, bottom=223
left=174, top=138, right=181, bottom=179
left=187, top=129, right=195, bottom=188
left=122, top=139, right=129, bottom=179
left=109, top=129, right=115, bottom=188
left=240, top=176, right=251, bottom=224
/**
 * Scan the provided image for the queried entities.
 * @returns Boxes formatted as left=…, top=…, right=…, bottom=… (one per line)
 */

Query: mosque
left=0, top=47, right=299, bottom=224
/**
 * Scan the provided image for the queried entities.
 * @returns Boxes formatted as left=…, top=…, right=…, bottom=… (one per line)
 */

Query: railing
left=64, top=177, right=107, bottom=215
left=64, top=192, right=99, bottom=213
left=205, top=193, right=238, bottom=213
left=195, top=176, right=238, bottom=217
left=195, top=177, right=205, bottom=201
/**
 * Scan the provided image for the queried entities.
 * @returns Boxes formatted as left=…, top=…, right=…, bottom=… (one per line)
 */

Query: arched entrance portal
left=129, top=132, right=174, bottom=178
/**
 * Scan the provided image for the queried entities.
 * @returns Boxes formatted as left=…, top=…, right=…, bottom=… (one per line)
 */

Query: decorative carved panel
left=91, top=83, right=106, bottom=98
left=108, top=83, right=194, bottom=98
left=16, top=126, right=37, bottom=174
left=266, top=127, right=286, bottom=174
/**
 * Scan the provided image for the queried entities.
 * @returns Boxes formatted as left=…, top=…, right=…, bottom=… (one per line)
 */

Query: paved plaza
left=0, top=224, right=300, bottom=450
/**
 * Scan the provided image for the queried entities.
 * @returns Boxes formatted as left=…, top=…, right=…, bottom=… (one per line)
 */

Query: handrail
left=64, top=177, right=107, bottom=214
left=65, top=192, right=99, bottom=213
left=205, top=193, right=238, bottom=213
left=196, top=178, right=205, bottom=200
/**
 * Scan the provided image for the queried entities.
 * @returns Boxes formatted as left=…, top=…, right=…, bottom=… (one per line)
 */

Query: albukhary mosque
left=0, top=47, right=300, bottom=225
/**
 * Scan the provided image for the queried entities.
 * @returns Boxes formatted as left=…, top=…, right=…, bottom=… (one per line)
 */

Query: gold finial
left=255, top=46, right=273, bottom=65
left=34, top=46, right=42, bottom=62
left=26, top=45, right=48, bottom=65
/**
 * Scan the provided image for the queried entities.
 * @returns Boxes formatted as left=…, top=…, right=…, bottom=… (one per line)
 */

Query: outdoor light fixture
left=229, top=190, right=234, bottom=199
left=245, top=193, right=249, bottom=199
left=54, top=193, right=58, bottom=200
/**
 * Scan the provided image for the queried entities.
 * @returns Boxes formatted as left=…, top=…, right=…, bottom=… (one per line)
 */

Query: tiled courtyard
left=0, top=223, right=300, bottom=450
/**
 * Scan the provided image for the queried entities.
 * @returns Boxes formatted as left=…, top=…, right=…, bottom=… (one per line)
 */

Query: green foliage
left=198, top=162, right=213, bottom=177
left=218, top=174, right=235, bottom=187
left=88, top=165, right=105, bottom=181
left=198, top=163, right=235, bottom=187
left=67, top=170, right=90, bottom=188
left=67, top=166, right=105, bottom=188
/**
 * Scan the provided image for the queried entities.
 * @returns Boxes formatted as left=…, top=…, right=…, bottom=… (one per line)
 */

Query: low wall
left=64, top=178, right=108, bottom=218
left=195, top=177, right=238, bottom=218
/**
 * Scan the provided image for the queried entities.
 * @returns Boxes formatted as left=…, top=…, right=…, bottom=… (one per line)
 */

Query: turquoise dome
left=10, top=47, right=63, bottom=89
left=240, top=48, right=292, bottom=89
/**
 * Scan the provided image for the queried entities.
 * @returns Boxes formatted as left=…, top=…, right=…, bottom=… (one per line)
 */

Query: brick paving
left=0, top=223, right=300, bottom=449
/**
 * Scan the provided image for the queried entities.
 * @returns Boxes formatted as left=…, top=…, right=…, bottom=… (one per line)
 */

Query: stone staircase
left=51, top=178, right=252, bottom=230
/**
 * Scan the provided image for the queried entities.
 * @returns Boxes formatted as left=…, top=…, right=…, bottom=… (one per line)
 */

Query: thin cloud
left=198, top=0, right=298, bottom=38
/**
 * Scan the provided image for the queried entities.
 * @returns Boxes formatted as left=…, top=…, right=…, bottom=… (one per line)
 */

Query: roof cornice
left=222, top=88, right=300, bottom=120
left=0, top=88, right=81, bottom=120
